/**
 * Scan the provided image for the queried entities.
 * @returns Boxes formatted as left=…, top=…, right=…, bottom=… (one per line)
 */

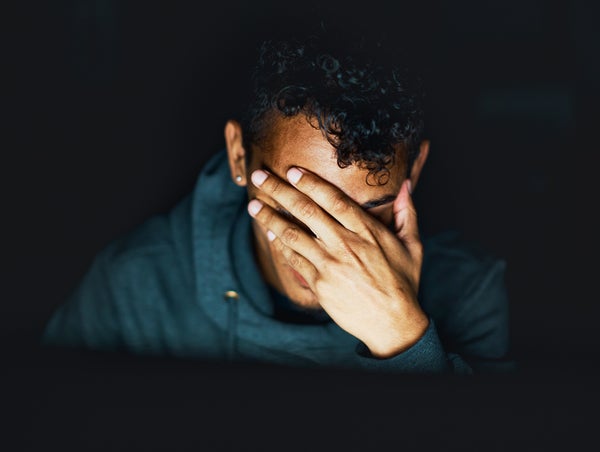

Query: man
left=42, top=32, right=512, bottom=374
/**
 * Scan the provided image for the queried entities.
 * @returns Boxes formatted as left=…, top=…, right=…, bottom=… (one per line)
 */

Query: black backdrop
left=4, top=0, right=599, bottom=450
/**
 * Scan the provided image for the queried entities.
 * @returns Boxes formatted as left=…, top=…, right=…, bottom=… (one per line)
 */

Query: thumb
left=392, top=179, right=421, bottom=251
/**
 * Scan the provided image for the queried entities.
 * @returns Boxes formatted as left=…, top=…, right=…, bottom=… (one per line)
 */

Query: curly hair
left=240, top=31, right=425, bottom=184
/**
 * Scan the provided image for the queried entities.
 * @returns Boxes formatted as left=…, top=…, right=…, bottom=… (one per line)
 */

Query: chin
left=291, top=293, right=321, bottom=310
left=269, top=256, right=322, bottom=309
left=280, top=275, right=321, bottom=310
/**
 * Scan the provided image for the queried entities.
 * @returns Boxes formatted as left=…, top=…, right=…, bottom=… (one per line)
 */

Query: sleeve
left=351, top=259, right=515, bottom=375
left=353, top=318, right=460, bottom=373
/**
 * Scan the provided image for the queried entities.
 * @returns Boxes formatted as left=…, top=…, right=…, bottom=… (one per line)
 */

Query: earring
left=235, top=175, right=242, bottom=183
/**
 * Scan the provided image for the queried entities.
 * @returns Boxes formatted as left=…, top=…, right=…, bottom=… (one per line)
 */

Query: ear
left=408, top=139, right=430, bottom=192
left=224, top=120, right=247, bottom=186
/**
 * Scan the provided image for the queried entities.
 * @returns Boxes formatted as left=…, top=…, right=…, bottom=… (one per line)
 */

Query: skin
left=224, top=113, right=431, bottom=358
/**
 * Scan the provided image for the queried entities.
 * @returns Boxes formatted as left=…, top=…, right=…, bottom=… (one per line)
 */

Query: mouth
left=290, top=267, right=310, bottom=289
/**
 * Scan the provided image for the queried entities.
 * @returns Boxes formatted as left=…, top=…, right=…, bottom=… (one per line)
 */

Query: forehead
left=253, top=114, right=406, bottom=203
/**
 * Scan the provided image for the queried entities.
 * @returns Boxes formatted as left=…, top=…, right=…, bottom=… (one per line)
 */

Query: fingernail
left=287, top=167, right=303, bottom=185
left=407, top=179, right=412, bottom=195
left=247, top=199, right=263, bottom=216
left=267, top=230, right=276, bottom=242
left=251, top=170, right=268, bottom=187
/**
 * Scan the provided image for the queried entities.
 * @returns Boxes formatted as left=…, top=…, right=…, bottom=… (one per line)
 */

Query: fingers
left=285, top=167, right=374, bottom=234
left=392, top=179, right=422, bottom=256
left=250, top=169, right=345, bottom=244
left=247, top=199, right=326, bottom=268
left=268, top=231, right=319, bottom=289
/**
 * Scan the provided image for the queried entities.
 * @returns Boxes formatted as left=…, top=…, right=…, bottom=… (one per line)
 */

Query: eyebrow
left=359, top=194, right=397, bottom=210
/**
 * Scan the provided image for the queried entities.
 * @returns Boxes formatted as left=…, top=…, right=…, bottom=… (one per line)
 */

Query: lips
left=290, top=268, right=310, bottom=288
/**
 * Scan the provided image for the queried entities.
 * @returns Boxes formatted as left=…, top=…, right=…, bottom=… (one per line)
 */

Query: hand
left=247, top=167, right=429, bottom=358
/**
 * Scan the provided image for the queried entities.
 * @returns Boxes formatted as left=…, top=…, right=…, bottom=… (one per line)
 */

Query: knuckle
left=297, top=199, right=317, bottom=219
left=361, top=227, right=379, bottom=244
left=336, top=239, right=360, bottom=262
left=330, top=193, right=350, bottom=214
left=269, top=178, right=283, bottom=196
left=263, top=208, right=277, bottom=226
left=288, top=252, right=301, bottom=268
left=302, top=177, right=319, bottom=194
left=273, top=236, right=286, bottom=251
left=282, top=227, right=300, bottom=244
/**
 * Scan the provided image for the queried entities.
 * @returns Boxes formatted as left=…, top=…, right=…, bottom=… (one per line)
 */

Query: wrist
left=367, top=313, right=430, bottom=359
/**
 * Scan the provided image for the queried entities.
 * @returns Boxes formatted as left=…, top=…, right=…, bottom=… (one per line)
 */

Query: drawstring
left=223, top=290, right=239, bottom=362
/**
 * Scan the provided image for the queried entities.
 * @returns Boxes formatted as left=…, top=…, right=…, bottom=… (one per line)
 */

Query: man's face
left=245, top=115, right=408, bottom=310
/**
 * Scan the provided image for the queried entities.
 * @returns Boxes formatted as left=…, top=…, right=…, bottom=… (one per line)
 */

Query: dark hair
left=240, top=30, right=425, bottom=184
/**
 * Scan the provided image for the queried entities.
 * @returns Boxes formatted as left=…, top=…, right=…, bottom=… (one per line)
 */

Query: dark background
left=4, top=0, right=599, bottom=450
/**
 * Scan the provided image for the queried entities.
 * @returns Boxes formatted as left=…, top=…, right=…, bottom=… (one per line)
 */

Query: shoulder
left=94, top=192, right=194, bottom=301
left=421, top=230, right=506, bottom=295
left=94, top=149, right=235, bottom=293
left=110, top=194, right=189, bottom=260
left=420, top=230, right=509, bottom=358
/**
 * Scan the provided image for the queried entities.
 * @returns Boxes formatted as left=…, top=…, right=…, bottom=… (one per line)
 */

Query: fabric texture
left=42, top=149, right=514, bottom=374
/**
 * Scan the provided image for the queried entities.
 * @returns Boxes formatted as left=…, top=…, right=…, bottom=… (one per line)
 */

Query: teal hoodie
left=41, top=150, right=512, bottom=374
